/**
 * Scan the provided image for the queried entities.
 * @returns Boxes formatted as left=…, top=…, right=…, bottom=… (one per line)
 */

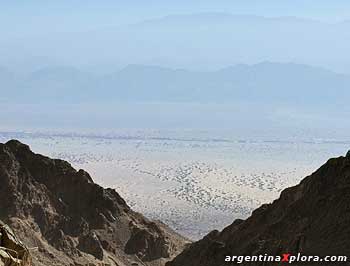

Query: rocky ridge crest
left=0, top=140, right=188, bottom=266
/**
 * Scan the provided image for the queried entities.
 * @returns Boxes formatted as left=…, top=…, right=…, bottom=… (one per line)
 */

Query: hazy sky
left=2, top=1, right=350, bottom=74
left=2, top=0, right=350, bottom=36
left=1, top=1, right=350, bottom=132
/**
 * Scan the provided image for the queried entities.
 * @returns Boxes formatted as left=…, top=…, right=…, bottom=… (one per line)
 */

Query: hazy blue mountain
left=100, top=62, right=350, bottom=106
left=2, top=13, right=350, bottom=73
left=100, top=65, right=201, bottom=102
left=0, top=67, right=18, bottom=102
left=212, top=62, right=349, bottom=104
left=2, top=62, right=350, bottom=106
left=134, top=13, right=322, bottom=28
left=13, top=66, right=97, bottom=102
left=0, top=66, right=14, bottom=78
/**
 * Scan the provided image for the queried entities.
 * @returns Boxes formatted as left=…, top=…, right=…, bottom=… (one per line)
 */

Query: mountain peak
left=5, top=139, right=31, bottom=151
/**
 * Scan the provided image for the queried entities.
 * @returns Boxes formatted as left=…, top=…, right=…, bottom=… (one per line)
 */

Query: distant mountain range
left=2, top=13, right=350, bottom=73
left=1, top=62, right=349, bottom=106
left=134, top=13, right=323, bottom=28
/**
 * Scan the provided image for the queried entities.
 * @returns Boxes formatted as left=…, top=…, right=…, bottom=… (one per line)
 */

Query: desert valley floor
left=1, top=130, right=349, bottom=240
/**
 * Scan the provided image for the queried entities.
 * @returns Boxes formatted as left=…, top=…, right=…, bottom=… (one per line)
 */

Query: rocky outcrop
left=0, top=221, right=31, bottom=266
left=125, top=221, right=175, bottom=261
left=0, top=140, right=189, bottom=266
left=168, top=153, right=350, bottom=266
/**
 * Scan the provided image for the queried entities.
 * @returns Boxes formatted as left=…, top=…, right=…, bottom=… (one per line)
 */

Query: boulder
left=0, top=222, right=31, bottom=266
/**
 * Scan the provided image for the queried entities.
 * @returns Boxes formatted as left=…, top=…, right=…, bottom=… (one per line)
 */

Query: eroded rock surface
left=168, top=153, right=350, bottom=266
left=0, top=140, right=189, bottom=266
left=0, top=221, right=31, bottom=266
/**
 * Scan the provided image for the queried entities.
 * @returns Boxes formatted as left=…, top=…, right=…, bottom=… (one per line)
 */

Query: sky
left=2, top=0, right=350, bottom=37
left=0, top=0, right=350, bottom=73
left=1, top=1, right=350, bottom=132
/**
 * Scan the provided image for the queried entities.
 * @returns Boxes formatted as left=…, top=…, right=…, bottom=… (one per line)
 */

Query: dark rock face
left=125, top=222, right=173, bottom=261
left=167, top=154, right=350, bottom=266
left=77, top=232, right=104, bottom=260
left=0, top=140, right=188, bottom=266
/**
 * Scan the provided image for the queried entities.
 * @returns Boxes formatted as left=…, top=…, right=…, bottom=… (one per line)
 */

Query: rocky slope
left=0, top=140, right=189, bottom=266
left=167, top=152, right=350, bottom=266
left=0, top=221, right=31, bottom=266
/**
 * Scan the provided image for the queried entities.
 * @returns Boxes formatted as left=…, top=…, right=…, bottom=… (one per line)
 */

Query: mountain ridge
left=132, top=13, right=324, bottom=27
left=0, top=139, right=189, bottom=266
left=3, top=62, right=350, bottom=105
left=167, top=152, right=350, bottom=266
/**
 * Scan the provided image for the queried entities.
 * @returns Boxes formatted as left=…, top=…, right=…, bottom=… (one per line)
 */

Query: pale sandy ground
left=1, top=131, right=349, bottom=240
